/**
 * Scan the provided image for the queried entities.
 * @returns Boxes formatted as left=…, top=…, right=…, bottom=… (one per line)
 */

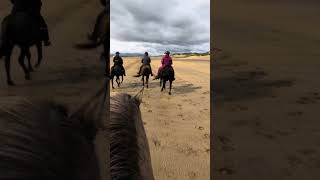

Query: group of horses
left=0, top=2, right=155, bottom=180
left=111, top=62, right=175, bottom=95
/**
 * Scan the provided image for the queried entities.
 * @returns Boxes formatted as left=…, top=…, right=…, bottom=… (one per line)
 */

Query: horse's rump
left=161, top=66, right=175, bottom=81
left=111, top=64, right=124, bottom=76
left=141, top=64, right=151, bottom=76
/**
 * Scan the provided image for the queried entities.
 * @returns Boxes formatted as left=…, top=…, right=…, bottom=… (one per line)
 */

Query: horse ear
left=134, top=87, right=144, bottom=106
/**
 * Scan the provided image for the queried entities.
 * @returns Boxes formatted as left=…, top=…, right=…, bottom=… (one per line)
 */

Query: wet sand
left=213, top=0, right=320, bottom=179
left=110, top=56, right=210, bottom=180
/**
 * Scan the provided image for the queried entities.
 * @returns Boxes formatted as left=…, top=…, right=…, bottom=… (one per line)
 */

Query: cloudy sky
left=110, top=0, right=210, bottom=55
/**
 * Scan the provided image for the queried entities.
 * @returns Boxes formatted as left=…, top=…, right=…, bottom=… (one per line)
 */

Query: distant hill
left=110, top=51, right=210, bottom=57
left=172, top=51, right=210, bottom=57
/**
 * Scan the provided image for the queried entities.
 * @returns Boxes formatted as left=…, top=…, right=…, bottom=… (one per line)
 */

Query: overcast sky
left=110, top=0, right=210, bottom=55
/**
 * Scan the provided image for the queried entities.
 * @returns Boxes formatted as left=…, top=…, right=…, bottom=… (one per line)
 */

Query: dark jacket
left=141, top=56, right=151, bottom=65
left=113, top=55, right=123, bottom=65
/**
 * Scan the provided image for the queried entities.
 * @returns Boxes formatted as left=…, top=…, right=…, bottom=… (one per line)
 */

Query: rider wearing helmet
left=154, top=51, right=175, bottom=80
left=112, top=52, right=126, bottom=76
left=135, top=52, right=154, bottom=77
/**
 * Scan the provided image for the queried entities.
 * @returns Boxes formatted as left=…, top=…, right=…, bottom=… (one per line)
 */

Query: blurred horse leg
left=18, top=47, right=31, bottom=80
left=142, top=75, right=145, bottom=87
left=161, top=80, right=166, bottom=92
left=26, top=49, right=34, bottom=72
left=111, top=76, right=115, bottom=89
left=4, top=46, right=14, bottom=85
left=146, top=75, right=149, bottom=88
left=35, top=41, right=43, bottom=68
left=169, top=80, right=172, bottom=95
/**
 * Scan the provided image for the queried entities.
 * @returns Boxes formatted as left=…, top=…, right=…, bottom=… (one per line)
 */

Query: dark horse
left=110, top=64, right=124, bottom=88
left=140, top=65, right=152, bottom=88
left=1, top=12, right=43, bottom=86
left=160, top=66, right=175, bottom=95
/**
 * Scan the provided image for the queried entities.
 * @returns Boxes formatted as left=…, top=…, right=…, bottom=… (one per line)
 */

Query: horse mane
left=110, top=93, right=143, bottom=179
left=0, top=96, right=95, bottom=179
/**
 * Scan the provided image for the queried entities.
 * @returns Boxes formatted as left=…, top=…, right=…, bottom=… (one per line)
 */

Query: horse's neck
left=135, top=116, right=155, bottom=180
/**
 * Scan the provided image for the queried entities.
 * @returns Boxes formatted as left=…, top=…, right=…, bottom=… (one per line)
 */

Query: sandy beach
left=111, top=56, right=210, bottom=180
left=213, top=0, right=320, bottom=179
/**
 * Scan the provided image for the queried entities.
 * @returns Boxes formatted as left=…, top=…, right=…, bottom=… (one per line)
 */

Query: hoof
left=7, top=80, right=15, bottom=86
left=112, top=86, right=115, bottom=89
left=29, top=68, right=34, bottom=72
left=169, top=92, right=172, bottom=95
left=161, top=88, right=164, bottom=92
left=35, top=63, right=40, bottom=68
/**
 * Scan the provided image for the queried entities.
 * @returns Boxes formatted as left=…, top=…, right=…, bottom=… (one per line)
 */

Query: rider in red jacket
left=154, top=51, right=174, bottom=80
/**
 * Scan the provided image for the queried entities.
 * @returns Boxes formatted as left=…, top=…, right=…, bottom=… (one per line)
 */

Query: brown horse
left=139, top=65, right=152, bottom=88
left=110, top=90, right=155, bottom=180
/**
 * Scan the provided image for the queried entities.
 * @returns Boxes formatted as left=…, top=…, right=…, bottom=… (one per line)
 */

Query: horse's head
left=0, top=95, right=107, bottom=180
left=110, top=89, right=154, bottom=180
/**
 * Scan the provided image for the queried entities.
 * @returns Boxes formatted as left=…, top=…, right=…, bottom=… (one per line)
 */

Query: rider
left=112, top=52, right=126, bottom=76
left=0, top=0, right=51, bottom=57
left=88, top=0, right=108, bottom=42
left=154, top=51, right=175, bottom=80
left=13, top=0, right=51, bottom=46
left=135, top=52, right=154, bottom=77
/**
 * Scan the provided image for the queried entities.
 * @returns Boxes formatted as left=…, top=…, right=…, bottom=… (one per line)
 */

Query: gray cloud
left=110, top=0, right=210, bottom=54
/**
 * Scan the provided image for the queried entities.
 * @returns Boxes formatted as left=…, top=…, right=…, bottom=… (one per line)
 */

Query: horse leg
left=117, top=77, right=120, bottom=87
left=146, top=75, right=149, bottom=88
left=142, top=76, right=145, bottom=87
left=4, top=46, right=14, bottom=85
left=111, top=76, right=115, bottom=89
left=121, top=75, right=123, bottom=83
left=161, top=80, right=166, bottom=92
left=35, top=41, right=43, bottom=68
left=18, top=48, right=31, bottom=80
left=169, top=80, right=172, bottom=95
left=26, top=49, right=34, bottom=72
